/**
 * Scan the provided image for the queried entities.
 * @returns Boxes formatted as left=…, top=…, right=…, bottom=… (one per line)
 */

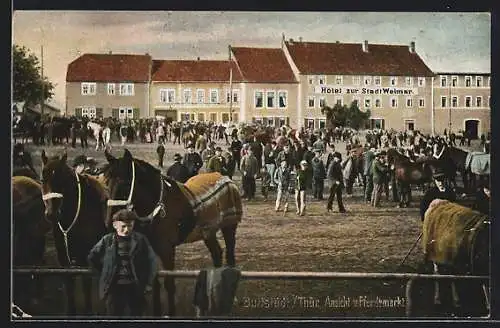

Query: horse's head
left=40, top=150, right=73, bottom=220
left=103, top=148, right=169, bottom=226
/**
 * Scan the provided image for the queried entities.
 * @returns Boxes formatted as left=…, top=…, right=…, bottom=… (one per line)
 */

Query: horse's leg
left=221, top=223, right=238, bottom=266
left=203, top=234, right=223, bottom=268
left=396, top=180, right=404, bottom=208
left=158, top=244, right=175, bottom=317
left=82, top=275, right=93, bottom=315
left=406, top=185, right=412, bottom=207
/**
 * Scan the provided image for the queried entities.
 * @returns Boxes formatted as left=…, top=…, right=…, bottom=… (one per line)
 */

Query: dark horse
left=102, top=148, right=243, bottom=316
left=12, top=176, right=51, bottom=313
left=40, top=150, right=108, bottom=315
left=386, top=148, right=434, bottom=207
left=434, top=144, right=470, bottom=192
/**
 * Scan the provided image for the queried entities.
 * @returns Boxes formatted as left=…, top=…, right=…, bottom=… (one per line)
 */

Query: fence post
left=152, top=276, right=161, bottom=316
left=405, top=278, right=414, bottom=317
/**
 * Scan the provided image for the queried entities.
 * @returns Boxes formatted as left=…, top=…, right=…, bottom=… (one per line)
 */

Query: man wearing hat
left=201, top=142, right=216, bottom=166
left=88, top=209, right=158, bottom=316
left=156, top=140, right=166, bottom=168
left=167, top=153, right=190, bottom=183
left=240, top=148, right=259, bottom=200
left=311, top=149, right=326, bottom=200
left=326, top=152, right=347, bottom=213
left=183, top=143, right=203, bottom=178
left=371, top=150, right=389, bottom=208
left=419, top=167, right=457, bottom=221
left=207, top=147, right=227, bottom=175
left=295, top=160, right=309, bottom=216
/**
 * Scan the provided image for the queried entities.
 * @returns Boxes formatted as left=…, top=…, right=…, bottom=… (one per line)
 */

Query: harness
left=41, top=171, right=82, bottom=264
left=106, top=161, right=169, bottom=222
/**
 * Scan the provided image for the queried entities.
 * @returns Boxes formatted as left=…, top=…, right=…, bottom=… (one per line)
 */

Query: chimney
left=108, top=50, right=112, bottom=55
left=197, top=57, right=200, bottom=61
left=336, top=41, right=340, bottom=44
left=289, top=38, right=294, bottom=44
left=409, top=41, right=416, bottom=53
left=299, top=36, right=303, bottom=42
left=362, top=40, right=368, bottom=52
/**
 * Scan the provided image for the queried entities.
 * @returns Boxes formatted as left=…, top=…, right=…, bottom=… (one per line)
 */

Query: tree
left=13, top=44, right=55, bottom=106
left=321, top=101, right=371, bottom=130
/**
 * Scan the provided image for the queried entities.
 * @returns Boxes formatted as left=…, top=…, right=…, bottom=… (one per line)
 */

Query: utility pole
left=448, top=79, right=452, bottom=133
left=40, top=45, right=44, bottom=116
left=228, top=45, right=233, bottom=123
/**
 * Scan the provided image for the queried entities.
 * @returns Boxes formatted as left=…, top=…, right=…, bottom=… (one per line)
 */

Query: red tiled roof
left=285, top=41, right=434, bottom=76
left=66, top=54, right=152, bottom=82
left=231, top=47, right=297, bottom=83
left=151, top=60, right=243, bottom=82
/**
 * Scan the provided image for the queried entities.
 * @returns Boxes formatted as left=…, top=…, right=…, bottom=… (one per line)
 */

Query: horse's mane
left=81, top=174, right=108, bottom=202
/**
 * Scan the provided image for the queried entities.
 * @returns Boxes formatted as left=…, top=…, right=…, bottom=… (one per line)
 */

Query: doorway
left=370, top=118, right=385, bottom=130
left=404, top=119, right=415, bottom=131
left=465, top=119, right=480, bottom=139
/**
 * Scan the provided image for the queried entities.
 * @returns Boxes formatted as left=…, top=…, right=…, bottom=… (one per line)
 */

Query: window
left=232, top=90, right=239, bottom=103
left=209, top=113, right=217, bottom=122
left=418, top=77, right=425, bottom=87
left=197, top=89, right=205, bottom=104
left=160, top=89, right=175, bottom=103
left=319, top=76, right=326, bottom=85
left=319, top=97, right=326, bottom=108
left=210, top=89, right=219, bottom=104
left=183, top=89, right=192, bottom=104
left=441, top=96, right=447, bottom=107
left=278, top=91, right=287, bottom=108
left=452, top=96, right=458, bottom=107
left=308, top=96, right=315, bottom=108
left=465, top=96, right=472, bottom=107
left=119, top=83, right=134, bottom=96
left=476, top=96, right=482, bottom=107
left=221, top=113, right=230, bottom=123
left=335, top=76, right=343, bottom=85
left=335, top=96, right=343, bottom=106
left=352, top=97, right=359, bottom=107
left=226, top=90, right=239, bottom=103
left=81, top=82, right=96, bottom=95
left=440, top=76, right=447, bottom=87
left=308, top=76, right=315, bottom=85
left=81, top=106, right=96, bottom=118
left=487, top=76, right=490, bottom=87
left=255, top=91, right=263, bottom=108
left=390, top=77, right=397, bottom=86
left=391, top=97, right=398, bottom=108
left=419, top=98, right=425, bottom=108
left=267, top=91, right=276, bottom=108
left=374, top=76, right=381, bottom=86
left=107, top=83, right=115, bottom=95
left=198, top=113, right=205, bottom=121
left=364, top=76, right=372, bottom=85
left=352, top=76, right=361, bottom=85
left=405, top=77, right=413, bottom=87
left=476, top=76, right=483, bottom=87
left=375, top=98, right=382, bottom=108
left=118, top=107, right=133, bottom=120
left=406, top=97, right=413, bottom=107
left=364, top=97, right=371, bottom=108
left=465, top=76, right=472, bottom=87
left=451, top=76, right=458, bottom=87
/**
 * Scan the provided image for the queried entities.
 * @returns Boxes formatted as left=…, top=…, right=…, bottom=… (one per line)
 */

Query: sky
left=12, top=11, right=491, bottom=109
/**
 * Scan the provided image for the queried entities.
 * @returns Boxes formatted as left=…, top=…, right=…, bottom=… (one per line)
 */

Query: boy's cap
left=112, top=209, right=138, bottom=222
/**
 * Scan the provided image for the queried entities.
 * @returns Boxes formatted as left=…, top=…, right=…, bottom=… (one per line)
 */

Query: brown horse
left=386, top=148, right=434, bottom=207
left=12, top=176, right=51, bottom=313
left=102, top=148, right=243, bottom=316
left=40, top=150, right=108, bottom=315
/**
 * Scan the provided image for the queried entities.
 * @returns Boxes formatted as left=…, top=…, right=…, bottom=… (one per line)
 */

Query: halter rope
left=106, top=160, right=170, bottom=222
left=42, top=170, right=82, bottom=264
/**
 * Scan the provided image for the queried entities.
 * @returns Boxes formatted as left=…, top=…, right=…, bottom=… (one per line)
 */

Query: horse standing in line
left=102, top=148, right=243, bottom=316
left=12, top=176, right=51, bottom=313
left=386, top=148, right=435, bottom=208
left=40, top=151, right=108, bottom=315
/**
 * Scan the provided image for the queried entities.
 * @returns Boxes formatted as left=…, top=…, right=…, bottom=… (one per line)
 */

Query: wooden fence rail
left=12, top=267, right=490, bottom=317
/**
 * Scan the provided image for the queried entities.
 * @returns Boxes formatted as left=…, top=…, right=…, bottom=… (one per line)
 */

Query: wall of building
left=241, top=82, right=299, bottom=126
left=149, top=81, right=240, bottom=123
left=66, top=82, right=149, bottom=117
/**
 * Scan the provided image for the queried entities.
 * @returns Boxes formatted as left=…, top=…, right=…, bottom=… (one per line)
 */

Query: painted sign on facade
left=314, top=85, right=419, bottom=96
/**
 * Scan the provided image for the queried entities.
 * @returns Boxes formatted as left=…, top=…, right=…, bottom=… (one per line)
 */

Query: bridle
left=41, top=170, right=82, bottom=264
left=106, top=160, right=170, bottom=222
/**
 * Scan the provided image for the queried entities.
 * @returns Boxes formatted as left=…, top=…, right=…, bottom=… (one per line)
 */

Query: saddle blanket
left=181, top=173, right=243, bottom=241
left=465, top=152, right=490, bottom=175
left=423, top=199, right=487, bottom=267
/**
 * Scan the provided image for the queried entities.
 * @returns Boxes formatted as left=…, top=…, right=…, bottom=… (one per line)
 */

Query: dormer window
left=318, top=75, right=326, bottom=85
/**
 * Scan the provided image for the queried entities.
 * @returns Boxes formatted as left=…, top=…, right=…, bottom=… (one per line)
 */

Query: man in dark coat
left=419, top=169, right=457, bottom=221
left=156, top=141, right=165, bottom=168
left=183, top=144, right=203, bottom=178
left=326, top=152, right=346, bottom=213
left=166, top=153, right=190, bottom=183
left=311, top=149, right=326, bottom=200
left=230, top=135, right=243, bottom=171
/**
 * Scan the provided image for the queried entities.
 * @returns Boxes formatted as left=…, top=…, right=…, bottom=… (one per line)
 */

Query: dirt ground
left=13, top=137, right=483, bottom=318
